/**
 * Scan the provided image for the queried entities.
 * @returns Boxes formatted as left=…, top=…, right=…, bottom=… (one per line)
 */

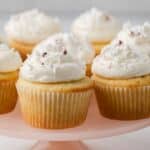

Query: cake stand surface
left=0, top=94, right=149, bottom=150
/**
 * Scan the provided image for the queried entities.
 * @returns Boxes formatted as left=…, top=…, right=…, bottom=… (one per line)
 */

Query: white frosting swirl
left=116, top=22, right=150, bottom=52
left=35, top=33, right=95, bottom=64
left=0, top=44, right=22, bottom=72
left=20, top=33, right=88, bottom=83
left=72, top=8, right=121, bottom=42
left=5, top=9, right=61, bottom=43
left=92, top=23, right=150, bottom=78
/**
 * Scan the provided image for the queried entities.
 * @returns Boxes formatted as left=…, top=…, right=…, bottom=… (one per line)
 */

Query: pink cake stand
left=0, top=94, right=149, bottom=150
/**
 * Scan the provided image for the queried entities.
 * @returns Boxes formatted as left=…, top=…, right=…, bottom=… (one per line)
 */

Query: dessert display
left=0, top=7, right=149, bottom=150
left=0, top=43, right=22, bottom=114
left=16, top=33, right=93, bottom=129
left=0, top=8, right=148, bottom=133
left=5, top=9, right=61, bottom=59
left=71, top=8, right=121, bottom=55
left=92, top=22, right=150, bottom=120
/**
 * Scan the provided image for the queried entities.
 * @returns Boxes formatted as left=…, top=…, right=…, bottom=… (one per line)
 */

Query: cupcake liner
left=95, top=84, right=150, bottom=120
left=9, top=39, right=35, bottom=60
left=0, top=80, right=17, bottom=114
left=17, top=84, right=92, bottom=129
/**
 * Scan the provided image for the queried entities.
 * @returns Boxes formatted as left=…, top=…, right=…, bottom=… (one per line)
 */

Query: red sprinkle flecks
left=137, top=32, right=141, bottom=36
left=105, top=15, right=110, bottom=21
left=41, top=62, right=44, bottom=65
left=130, top=31, right=135, bottom=36
left=42, top=52, right=47, bottom=57
left=130, top=31, right=140, bottom=36
left=63, top=50, right=67, bottom=55
left=118, top=40, right=123, bottom=45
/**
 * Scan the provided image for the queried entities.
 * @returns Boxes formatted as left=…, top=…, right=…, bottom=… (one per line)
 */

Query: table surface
left=0, top=16, right=149, bottom=150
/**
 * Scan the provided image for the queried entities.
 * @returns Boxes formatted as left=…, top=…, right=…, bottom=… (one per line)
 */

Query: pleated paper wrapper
left=17, top=84, right=92, bottom=129
left=95, top=84, right=150, bottom=120
left=0, top=79, right=17, bottom=114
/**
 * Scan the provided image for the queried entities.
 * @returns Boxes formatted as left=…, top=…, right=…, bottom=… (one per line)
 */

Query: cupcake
left=16, top=33, right=93, bottom=129
left=72, top=8, right=121, bottom=55
left=5, top=9, right=61, bottom=59
left=0, top=44, right=22, bottom=114
left=32, top=33, right=95, bottom=76
left=92, top=22, right=150, bottom=120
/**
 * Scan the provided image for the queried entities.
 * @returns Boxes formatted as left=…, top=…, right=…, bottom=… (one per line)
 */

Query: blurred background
left=0, top=0, right=150, bottom=26
left=0, top=0, right=149, bottom=15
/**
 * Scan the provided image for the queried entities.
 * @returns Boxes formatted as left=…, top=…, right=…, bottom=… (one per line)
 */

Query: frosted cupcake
left=5, top=9, right=61, bottom=59
left=92, top=23, right=150, bottom=120
left=72, top=8, right=121, bottom=55
left=34, top=33, right=95, bottom=76
left=16, top=33, right=93, bottom=129
left=0, top=44, right=22, bottom=114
